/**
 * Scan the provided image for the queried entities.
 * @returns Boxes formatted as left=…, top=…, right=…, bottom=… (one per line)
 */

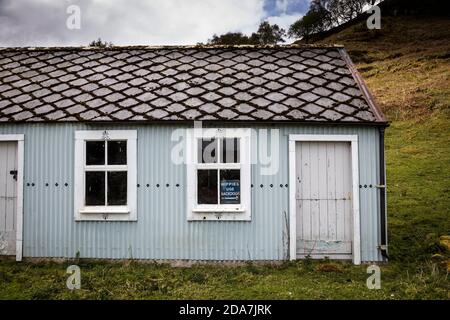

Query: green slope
left=317, top=15, right=450, bottom=262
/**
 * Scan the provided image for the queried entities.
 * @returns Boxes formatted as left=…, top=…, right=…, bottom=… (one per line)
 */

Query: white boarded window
left=187, top=128, right=251, bottom=221
left=74, top=130, right=137, bottom=221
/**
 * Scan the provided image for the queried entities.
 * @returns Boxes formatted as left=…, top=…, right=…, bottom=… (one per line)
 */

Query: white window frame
left=74, top=130, right=137, bottom=221
left=288, top=134, right=361, bottom=265
left=186, top=128, right=251, bottom=221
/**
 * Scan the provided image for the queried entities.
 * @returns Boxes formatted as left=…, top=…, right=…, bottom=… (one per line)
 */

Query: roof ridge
left=0, top=44, right=344, bottom=52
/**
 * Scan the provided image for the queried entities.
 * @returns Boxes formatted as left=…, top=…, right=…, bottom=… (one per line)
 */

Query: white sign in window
left=74, top=130, right=137, bottom=221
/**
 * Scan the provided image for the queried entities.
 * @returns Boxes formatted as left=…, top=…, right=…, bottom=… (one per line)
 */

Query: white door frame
left=288, top=134, right=361, bottom=265
left=0, top=134, right=24, bottom=261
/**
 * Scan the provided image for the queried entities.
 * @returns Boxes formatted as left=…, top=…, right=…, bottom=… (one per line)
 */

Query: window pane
left=197, top=169, right=218, bottom=204
left=85, top=171, right=105, bottom=205
left=86, top=141, right=105, bottom=165
left=222, top=138, right=240, bottom=163
left=108, top=140, right=127, bottom=165
left=220, top=169, right=240, bottom=204
left=198, top=138, right=217, bottom=163
left=107, top=171, right=127, bottom=205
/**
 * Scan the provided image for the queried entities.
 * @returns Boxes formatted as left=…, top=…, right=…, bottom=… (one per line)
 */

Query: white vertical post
left=288, top=139, right=296, bottom=260
left=15, top=139, right=24, bottom=261
left=351, top=139, right=361, bottom=265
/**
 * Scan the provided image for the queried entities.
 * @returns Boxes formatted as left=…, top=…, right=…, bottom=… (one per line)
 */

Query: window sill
left=192, top=206, right=245, bottom=213
left=188, top=208, right=251, bottom=221
left=79, top=206, right=130, bottom=215
left=75, top=206, right=135, bottom=221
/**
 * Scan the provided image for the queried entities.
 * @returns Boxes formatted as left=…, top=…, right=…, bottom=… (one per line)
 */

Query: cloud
left=267, top=13, right=302, bottom=34
left=0, top=0, right=309, bottom=47
left=0, top=0, right=266, bottom=46
left=274, top=0, right=309, bottom=14
left=275, top=0, right=290, bottom=13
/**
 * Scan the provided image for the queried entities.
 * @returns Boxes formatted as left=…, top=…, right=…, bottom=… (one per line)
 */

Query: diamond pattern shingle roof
left=0, top=46, right=386, bottom=123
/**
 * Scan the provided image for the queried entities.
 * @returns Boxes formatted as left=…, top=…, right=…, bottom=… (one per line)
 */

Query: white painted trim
left=288, top=134, right=361, bottom=265
left=192, top=206, right=246, bottom=213
left=74, top=130, right=137, bottom=222
left=0, top=134, right=24, bottom=142
left=79, top=206, right=129, bottom=214
left=16, top=140, right=24, bottom=261
left=75, top=130, right=137, bottom=141
left=289, top=134, right=358, bottom=142
left=288, top=140, right=296, bottom=261
left=0, top=134, right=24, bottom=261
left=351, top=139, right=361, bottom=265
left=186, top=128, right=251, bottom=221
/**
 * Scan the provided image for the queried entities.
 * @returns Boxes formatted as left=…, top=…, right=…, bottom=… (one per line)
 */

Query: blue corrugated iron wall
left=0, top=123, right=382, bottom=261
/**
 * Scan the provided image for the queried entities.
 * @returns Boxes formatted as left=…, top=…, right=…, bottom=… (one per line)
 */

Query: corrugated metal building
left=0, top=46, right=388, bottom=264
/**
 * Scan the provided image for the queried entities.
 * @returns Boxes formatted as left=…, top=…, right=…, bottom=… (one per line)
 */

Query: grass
left=386, top=113, right=450, bottom=263
left=0, top=15, right=449, bottom=300
left=0, top=259, right=448, bottom=299
left=321, top=16, right=450, bottom=266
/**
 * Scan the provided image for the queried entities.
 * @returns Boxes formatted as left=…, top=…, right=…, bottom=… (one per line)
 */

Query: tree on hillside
left=250, top=21, right=286, bottom=45
left=89, top=38, right=113, bottom=48
left=309, top=0, right=333, bottom=26
left=208, top=32, right=252, bottom=45
left=288, top=4, right=330, bottom=42
left=326, top=0, right=372, bottom=23
left=207, top=21, right=286, bottom=45
left=288, top=0, right=372, bottom=41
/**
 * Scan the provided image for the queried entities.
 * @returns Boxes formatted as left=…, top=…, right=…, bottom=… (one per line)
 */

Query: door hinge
left=9, top=170, right=18, bottom=181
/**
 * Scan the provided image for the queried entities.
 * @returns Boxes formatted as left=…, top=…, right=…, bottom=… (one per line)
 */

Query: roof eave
left=0, top=119, right=389, bottom=126
left=338, top=48, right=388, bottom=124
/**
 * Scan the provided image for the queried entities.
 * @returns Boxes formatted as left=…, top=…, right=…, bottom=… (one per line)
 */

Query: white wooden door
left=295, top=141, right=353, bottom=259
left=0, top=141, right=18, bottom=256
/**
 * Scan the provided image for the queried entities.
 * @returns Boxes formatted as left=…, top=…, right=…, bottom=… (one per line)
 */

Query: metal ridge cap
left=0, top=43, right=345, bottom=52
left=338, top=47, right=388, bottom=123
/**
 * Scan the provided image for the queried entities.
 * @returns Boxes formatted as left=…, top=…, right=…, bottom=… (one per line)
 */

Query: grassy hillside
left=318, top=16, right=450, bottom=263
left=318, top=16, right=450, bottom=120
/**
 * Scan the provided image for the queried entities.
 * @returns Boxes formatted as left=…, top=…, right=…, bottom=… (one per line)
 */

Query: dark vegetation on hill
left=206, top=21, right=286, bottom=45
left=298, top=0, right=450, bottom=42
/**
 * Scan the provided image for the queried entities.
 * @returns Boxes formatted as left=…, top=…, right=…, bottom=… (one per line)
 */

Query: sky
left=0, top=0, right=310, bottom=47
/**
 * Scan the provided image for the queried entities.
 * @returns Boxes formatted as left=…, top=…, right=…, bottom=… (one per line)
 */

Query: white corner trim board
left=74, top=130, right=137, bottom=221
left=0, top=134, right=24, bottom=261
left=288, top=134, right=361, bottom=265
